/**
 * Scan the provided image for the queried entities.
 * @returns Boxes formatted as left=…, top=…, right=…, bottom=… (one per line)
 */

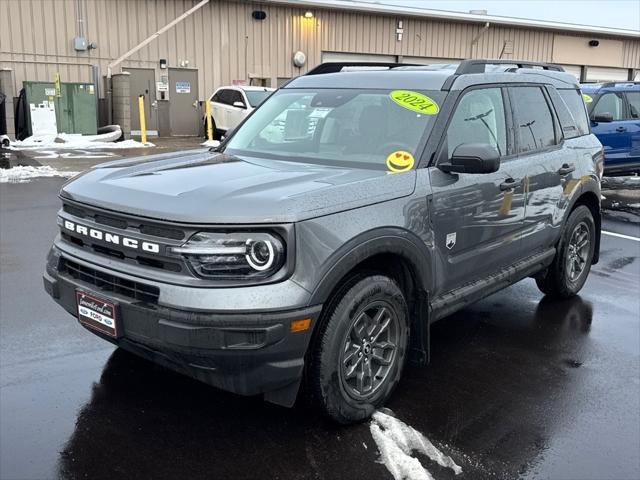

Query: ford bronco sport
left=581, top=81, right=640, bottom=175
left=44, top=60, right=603, bottom=423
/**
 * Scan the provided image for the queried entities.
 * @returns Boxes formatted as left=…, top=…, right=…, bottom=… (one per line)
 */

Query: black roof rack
left=305, top=62, right=420, bottom=75
left=454, top=59, right=564, bottom=74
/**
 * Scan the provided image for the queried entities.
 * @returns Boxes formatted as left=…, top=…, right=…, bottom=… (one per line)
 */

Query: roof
left=263, top=0, right=640, bottom=38
left=285, top=64, right=579, bottom=91
left=581, top=82, right=640, bottom=92
left=237, top=86, right=276, bottom=91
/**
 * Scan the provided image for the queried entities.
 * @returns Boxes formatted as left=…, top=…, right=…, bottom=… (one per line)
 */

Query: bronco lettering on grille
left=63, top=220, right=160, bottom=254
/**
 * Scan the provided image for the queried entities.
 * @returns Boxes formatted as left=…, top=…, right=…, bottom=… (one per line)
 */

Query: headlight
left=171, top=232, right=285, bottom=280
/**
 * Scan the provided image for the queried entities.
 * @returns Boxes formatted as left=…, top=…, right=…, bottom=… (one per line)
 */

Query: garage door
left=560, top=64, right=582, bottom=81
left=321, top=52, right=396, bottom=63
left=586, top=66, right=630, bottom=82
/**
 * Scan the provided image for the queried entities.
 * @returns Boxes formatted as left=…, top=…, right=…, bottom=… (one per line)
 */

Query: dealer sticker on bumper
left=76, top=291, right=118, bottom=337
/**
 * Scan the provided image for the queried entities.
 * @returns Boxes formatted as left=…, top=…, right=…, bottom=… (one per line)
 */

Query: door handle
left=499, top=178, right=521, bottom=191
left=615, top=126, right=627, bottom=132
left=558, top=163, right=576, bottom=175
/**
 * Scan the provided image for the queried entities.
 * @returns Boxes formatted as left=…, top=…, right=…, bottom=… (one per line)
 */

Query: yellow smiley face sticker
left=386, top=151, right=415, bottom=174
left=582, top=93, right=593, bottom=103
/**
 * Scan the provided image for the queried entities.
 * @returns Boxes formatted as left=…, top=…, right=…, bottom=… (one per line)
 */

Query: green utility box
left=23, top=81, right=97, bottom=136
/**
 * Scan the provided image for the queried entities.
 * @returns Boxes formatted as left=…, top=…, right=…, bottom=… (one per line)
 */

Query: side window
left=592, top=93, right=624, bottom=120
left=559, top=89, right=590, bottom=136
left=211, top=91, right=220, bottom=103
left=443, top=87, right=507, bottom=159
left=229, top=90, right=245, bottom=107
left=625, top=92, right=640, bottom=119
left=217, top=89, right=233, bottom=105
left=511, top=86, right=556, bottom=154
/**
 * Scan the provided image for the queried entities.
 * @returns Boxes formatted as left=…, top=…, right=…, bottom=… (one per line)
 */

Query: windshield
left=245, top=90, right=272, bottom=107
left=224, top=88, right=444, bottom=170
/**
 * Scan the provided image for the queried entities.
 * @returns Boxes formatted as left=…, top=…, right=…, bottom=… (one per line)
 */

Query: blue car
left=581, top=82, right=640, bottom=175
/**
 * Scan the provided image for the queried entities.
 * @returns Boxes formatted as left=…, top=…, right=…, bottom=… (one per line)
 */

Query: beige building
left=1, top=0, right=639, bottom=137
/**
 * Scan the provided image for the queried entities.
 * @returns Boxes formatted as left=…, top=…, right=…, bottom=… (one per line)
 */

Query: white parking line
left=602, top=231, right=640, bottom=242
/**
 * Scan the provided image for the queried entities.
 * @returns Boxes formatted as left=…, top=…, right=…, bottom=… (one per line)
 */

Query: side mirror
left=591, top=112, right=613, bottom=123
left=439, top=143, right=500, bottom=174
left=233, top=101, right=246, bottom=109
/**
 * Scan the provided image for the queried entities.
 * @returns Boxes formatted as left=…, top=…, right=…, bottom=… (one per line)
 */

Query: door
left=225, top=89, right=248, bottom=130
left=623, top=91, right=640, bottom=165
left=168, top=68, right=199, bottom=136
left=508, top=85, right=573, bottom=252
left=210, top=89, right=229, bottom=131
left=559, top=64, right=582, bottom=82
left=585, top=66, right=630, bottom=83
left=429, top=86, right=525, bottom=296
left=590, top=92, right=631, bottom=167
left=124, top=68, right=157, bottom=135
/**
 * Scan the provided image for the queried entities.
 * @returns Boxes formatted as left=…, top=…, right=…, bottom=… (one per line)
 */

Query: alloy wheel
left=339, top=301, right=399, bottom=399
left=566, top=221, right=590, bottom=282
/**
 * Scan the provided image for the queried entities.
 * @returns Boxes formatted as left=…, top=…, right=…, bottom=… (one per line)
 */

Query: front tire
left=536, top=205, right=596, bottom=298
left=310, top=275, right=409, bottom=424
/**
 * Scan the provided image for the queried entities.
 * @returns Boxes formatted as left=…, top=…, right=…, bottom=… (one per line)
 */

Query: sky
left=325, top=0, right=640, bottom=31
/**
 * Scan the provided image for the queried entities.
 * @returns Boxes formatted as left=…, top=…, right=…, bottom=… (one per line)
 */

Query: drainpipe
left=106, top=0, right=210, bottom=124
left=470, top=22, right=490, bottom=59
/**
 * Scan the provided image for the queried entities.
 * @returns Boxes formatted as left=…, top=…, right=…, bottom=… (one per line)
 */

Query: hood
left=61, top=149, right=416, bottom=224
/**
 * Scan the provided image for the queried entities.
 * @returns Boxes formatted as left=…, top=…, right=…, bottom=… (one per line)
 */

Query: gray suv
left=44, top=60, right=603, bottom=423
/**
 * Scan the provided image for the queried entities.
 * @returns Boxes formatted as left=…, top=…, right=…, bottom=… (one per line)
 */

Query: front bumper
left=44, top=246, right=322, bottom=406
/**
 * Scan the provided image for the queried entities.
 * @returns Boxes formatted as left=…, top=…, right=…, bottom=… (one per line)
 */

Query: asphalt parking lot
left=1, top=158, right=639, bottom=479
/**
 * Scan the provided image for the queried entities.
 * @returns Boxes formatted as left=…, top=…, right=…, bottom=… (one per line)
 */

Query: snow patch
left=370, top=410, right=462, bottom=480
left=8, top=135, right=153, bottom=150
left=201, top=139, right=221, bottom=148
left=0, top=166, right=79, bottom=183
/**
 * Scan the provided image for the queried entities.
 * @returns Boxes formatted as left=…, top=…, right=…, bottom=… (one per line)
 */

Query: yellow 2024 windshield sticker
left=390, top=90, right=439, bottom=115
left=386, top=151, right=415, bottom=173
left=582, top=93, right=593, bottom=103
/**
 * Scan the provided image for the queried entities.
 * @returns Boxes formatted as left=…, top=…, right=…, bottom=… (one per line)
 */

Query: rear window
left=626, top=91, right=640, bottom=119
left=559, top=89, right=590, bottom=136
left=510, top=86, right=557, bottom=154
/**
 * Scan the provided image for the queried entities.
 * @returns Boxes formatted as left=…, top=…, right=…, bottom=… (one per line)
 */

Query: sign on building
left=175, top=81, right=191, bottom=93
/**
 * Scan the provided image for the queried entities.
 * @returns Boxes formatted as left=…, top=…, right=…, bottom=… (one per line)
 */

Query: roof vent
left=469, top=9, right=488, bottom=15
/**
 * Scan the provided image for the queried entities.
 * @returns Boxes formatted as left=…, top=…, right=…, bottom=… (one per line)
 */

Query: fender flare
left=560, top=178, right=601, bottom=264
left=308, top=227, right=433, bottom=305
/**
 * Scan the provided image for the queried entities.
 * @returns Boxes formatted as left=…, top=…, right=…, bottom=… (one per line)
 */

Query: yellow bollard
left=498, top=191, right=513, bottom=217
left=205, top=98, right=213, bottom=141
left=138, top=95, right=147, bottom=144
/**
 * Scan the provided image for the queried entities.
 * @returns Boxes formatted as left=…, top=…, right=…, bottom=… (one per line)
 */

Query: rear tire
left=310, top=275, right=409, bottom=424
left=536, top=205, right=595, bottom=298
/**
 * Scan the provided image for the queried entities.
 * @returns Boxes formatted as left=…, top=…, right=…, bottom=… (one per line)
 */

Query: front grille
left=60, top=258, right=160, bottom=304
left=94, top=214, right=128, bottom=230
left=60, top=232, right=183, bottom=272
left=62, top=203, right=186, bottom=241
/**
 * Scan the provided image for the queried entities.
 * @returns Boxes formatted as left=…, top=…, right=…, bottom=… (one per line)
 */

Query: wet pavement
left=1, top=178, right=639, bottom=480
left=1, top=136, right=207, bottom=172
